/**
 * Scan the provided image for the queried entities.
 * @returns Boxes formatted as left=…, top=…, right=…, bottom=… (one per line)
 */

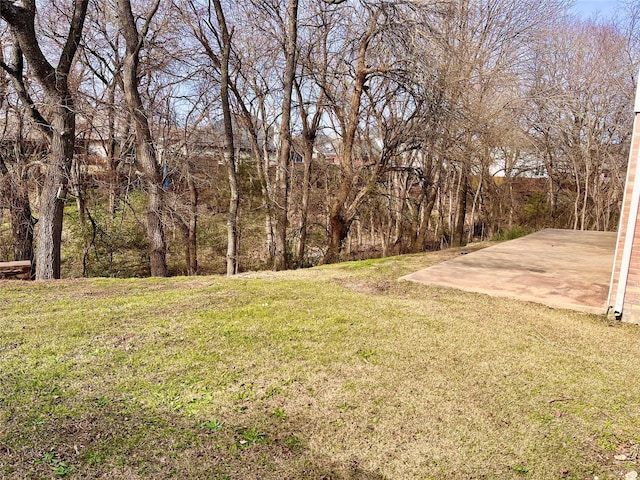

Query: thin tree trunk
left=254, top=94, right=276, bottom=262
left=449, top=168, right=458, bottom=238
left=292, top=74, right=323, bottom=266
left=212, top=0, right=239, bottom=275
left=455, top=166, right=468, bottom=247
left=468, top=172, right=483, bottom=243
left=71, top=156, right=86, bottom=225
left=10, top=193, right=34, bottom=262
left=295, top=145, right=313, bottom=266
left=107, top=81, right=120, bottom=216
left=572, top=160, right=580, bottom=231
left=391, top=170, right=406, bottom=251
left=412, top=178, right=438, bottom=252
left=580, top=162, right=590, bottom=231
left=187, top=174, right=198, bottom=275
left=273, top=0, right=299, bottom=271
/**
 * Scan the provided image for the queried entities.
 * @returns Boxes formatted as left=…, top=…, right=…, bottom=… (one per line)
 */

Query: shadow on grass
left=1, top=397, right=386, bottom=479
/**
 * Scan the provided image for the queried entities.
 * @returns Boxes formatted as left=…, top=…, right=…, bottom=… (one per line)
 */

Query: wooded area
left=0, top=0, right=638, bottom=279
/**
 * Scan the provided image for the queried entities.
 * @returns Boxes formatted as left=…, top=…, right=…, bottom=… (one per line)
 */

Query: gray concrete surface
left=401, top=229, right=617, bottom=314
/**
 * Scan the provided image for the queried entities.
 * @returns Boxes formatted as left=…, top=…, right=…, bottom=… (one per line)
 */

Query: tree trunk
left=273, top=0, right=299, bottom=271
left=187, top=174, right=198, bottom=275
left=10, top=192, right=34, bottom=262
left=176, top=180, right=198, bottom=275
left=292, top=53, right=324, bottom=268
left=322, top=13, right=378, bottom=264
left=1, top=0, right=89, bottom=279
left=145, top=180, right=167, bottom=276
left=325, top=212, right=350, bottom=264
left=467, top=171, right=483, bottom=243
left=117, top=0, right=167, bottom=277
left=295, top=145, right=313, bottom=266
left=107, top=81, right=120, bottom=216
left=71, top=156, right=86, bottom=225
left=213, top=0, right=240, bottom=276
left=391, top=170, right=406, bottom=252
left=226, top=171, right=239, bottom=274
left=36, top=103, right=76, bottom=278
left=412, top=180, right=438, bottom=252
left=454, top=167, right=468, bottom=247
left=255, top=96, right=276, bottom=263
left=580, top=161, right=590, bottom=230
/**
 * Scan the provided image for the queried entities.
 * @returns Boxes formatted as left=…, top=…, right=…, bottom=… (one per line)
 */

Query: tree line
left=0, top=0, right=638, bottom=279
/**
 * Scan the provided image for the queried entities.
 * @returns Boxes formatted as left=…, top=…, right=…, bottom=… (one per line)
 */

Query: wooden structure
left=608, top=69, right=640, bottom=323
left=0, top=260, right=32, bottom=280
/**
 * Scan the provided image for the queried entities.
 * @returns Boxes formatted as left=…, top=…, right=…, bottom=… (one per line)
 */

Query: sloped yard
left=1, top=247, right=639, bottom=479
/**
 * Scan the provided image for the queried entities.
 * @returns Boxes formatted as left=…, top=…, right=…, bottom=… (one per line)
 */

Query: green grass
left=1, top=246, right=639, bottom=479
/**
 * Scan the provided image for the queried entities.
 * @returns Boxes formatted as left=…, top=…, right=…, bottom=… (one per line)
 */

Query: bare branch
left=58, top=0, right=90, bottom=74
left=0, top=35, right=53, bottom=137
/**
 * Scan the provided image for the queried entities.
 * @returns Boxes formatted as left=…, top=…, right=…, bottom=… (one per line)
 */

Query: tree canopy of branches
left=0, top=0, right=636, bottom=278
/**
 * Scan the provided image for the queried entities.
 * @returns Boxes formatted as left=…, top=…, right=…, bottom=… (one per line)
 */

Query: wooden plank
left=0, top=260, right=32, bottom=280
left=0, top=261, right=31, bottom=268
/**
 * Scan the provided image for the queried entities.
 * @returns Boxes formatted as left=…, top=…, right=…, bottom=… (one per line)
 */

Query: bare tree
left=311, top=2, right=419, bottom=262
left=205, top=0, right=299, bottom=269
left=236, top=0, right=299, bottom=270
left=116, top=0, right=168, bottom=276
left=0, top=39, right=36, bottom=263
left=529, top=18, right=632, bottom=231
left=184, top=0, right=241, bottom=275
left=0, top=0, right=89, bottom=279
left=213, top=0, right=240, bottom=275
left=271, top=0, right=298, bottom=270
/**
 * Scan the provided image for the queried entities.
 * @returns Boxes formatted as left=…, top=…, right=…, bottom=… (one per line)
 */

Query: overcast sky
left=571, top=0, right=619, bottom=19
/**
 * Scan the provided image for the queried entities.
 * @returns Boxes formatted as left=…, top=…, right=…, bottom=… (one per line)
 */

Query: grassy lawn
left=1, top=246, right=639, bottom=479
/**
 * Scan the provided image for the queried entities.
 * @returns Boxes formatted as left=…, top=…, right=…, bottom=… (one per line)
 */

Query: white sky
left=571, top=0, right=619, bottom=19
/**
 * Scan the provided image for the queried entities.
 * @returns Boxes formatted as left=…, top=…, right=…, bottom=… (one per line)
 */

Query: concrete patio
left=401, top=229, right=617, bottom=315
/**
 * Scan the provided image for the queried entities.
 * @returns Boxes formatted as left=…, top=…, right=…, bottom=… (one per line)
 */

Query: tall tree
left=272, top=0, right=298, bottom=270
left=184, top=0, right=241, bottom=275
left=116, top=0, right=168, bottom=276
left=0, top=0, right=89, bottom=279
left=316, top=2, right=415, bottom=263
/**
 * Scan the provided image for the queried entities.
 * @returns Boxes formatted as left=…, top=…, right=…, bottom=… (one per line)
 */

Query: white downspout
left=611, top=69, right=640, bottom=317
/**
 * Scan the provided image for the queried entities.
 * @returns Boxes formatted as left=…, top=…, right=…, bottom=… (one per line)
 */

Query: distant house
left=608, top=71, right=640, bottom=324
